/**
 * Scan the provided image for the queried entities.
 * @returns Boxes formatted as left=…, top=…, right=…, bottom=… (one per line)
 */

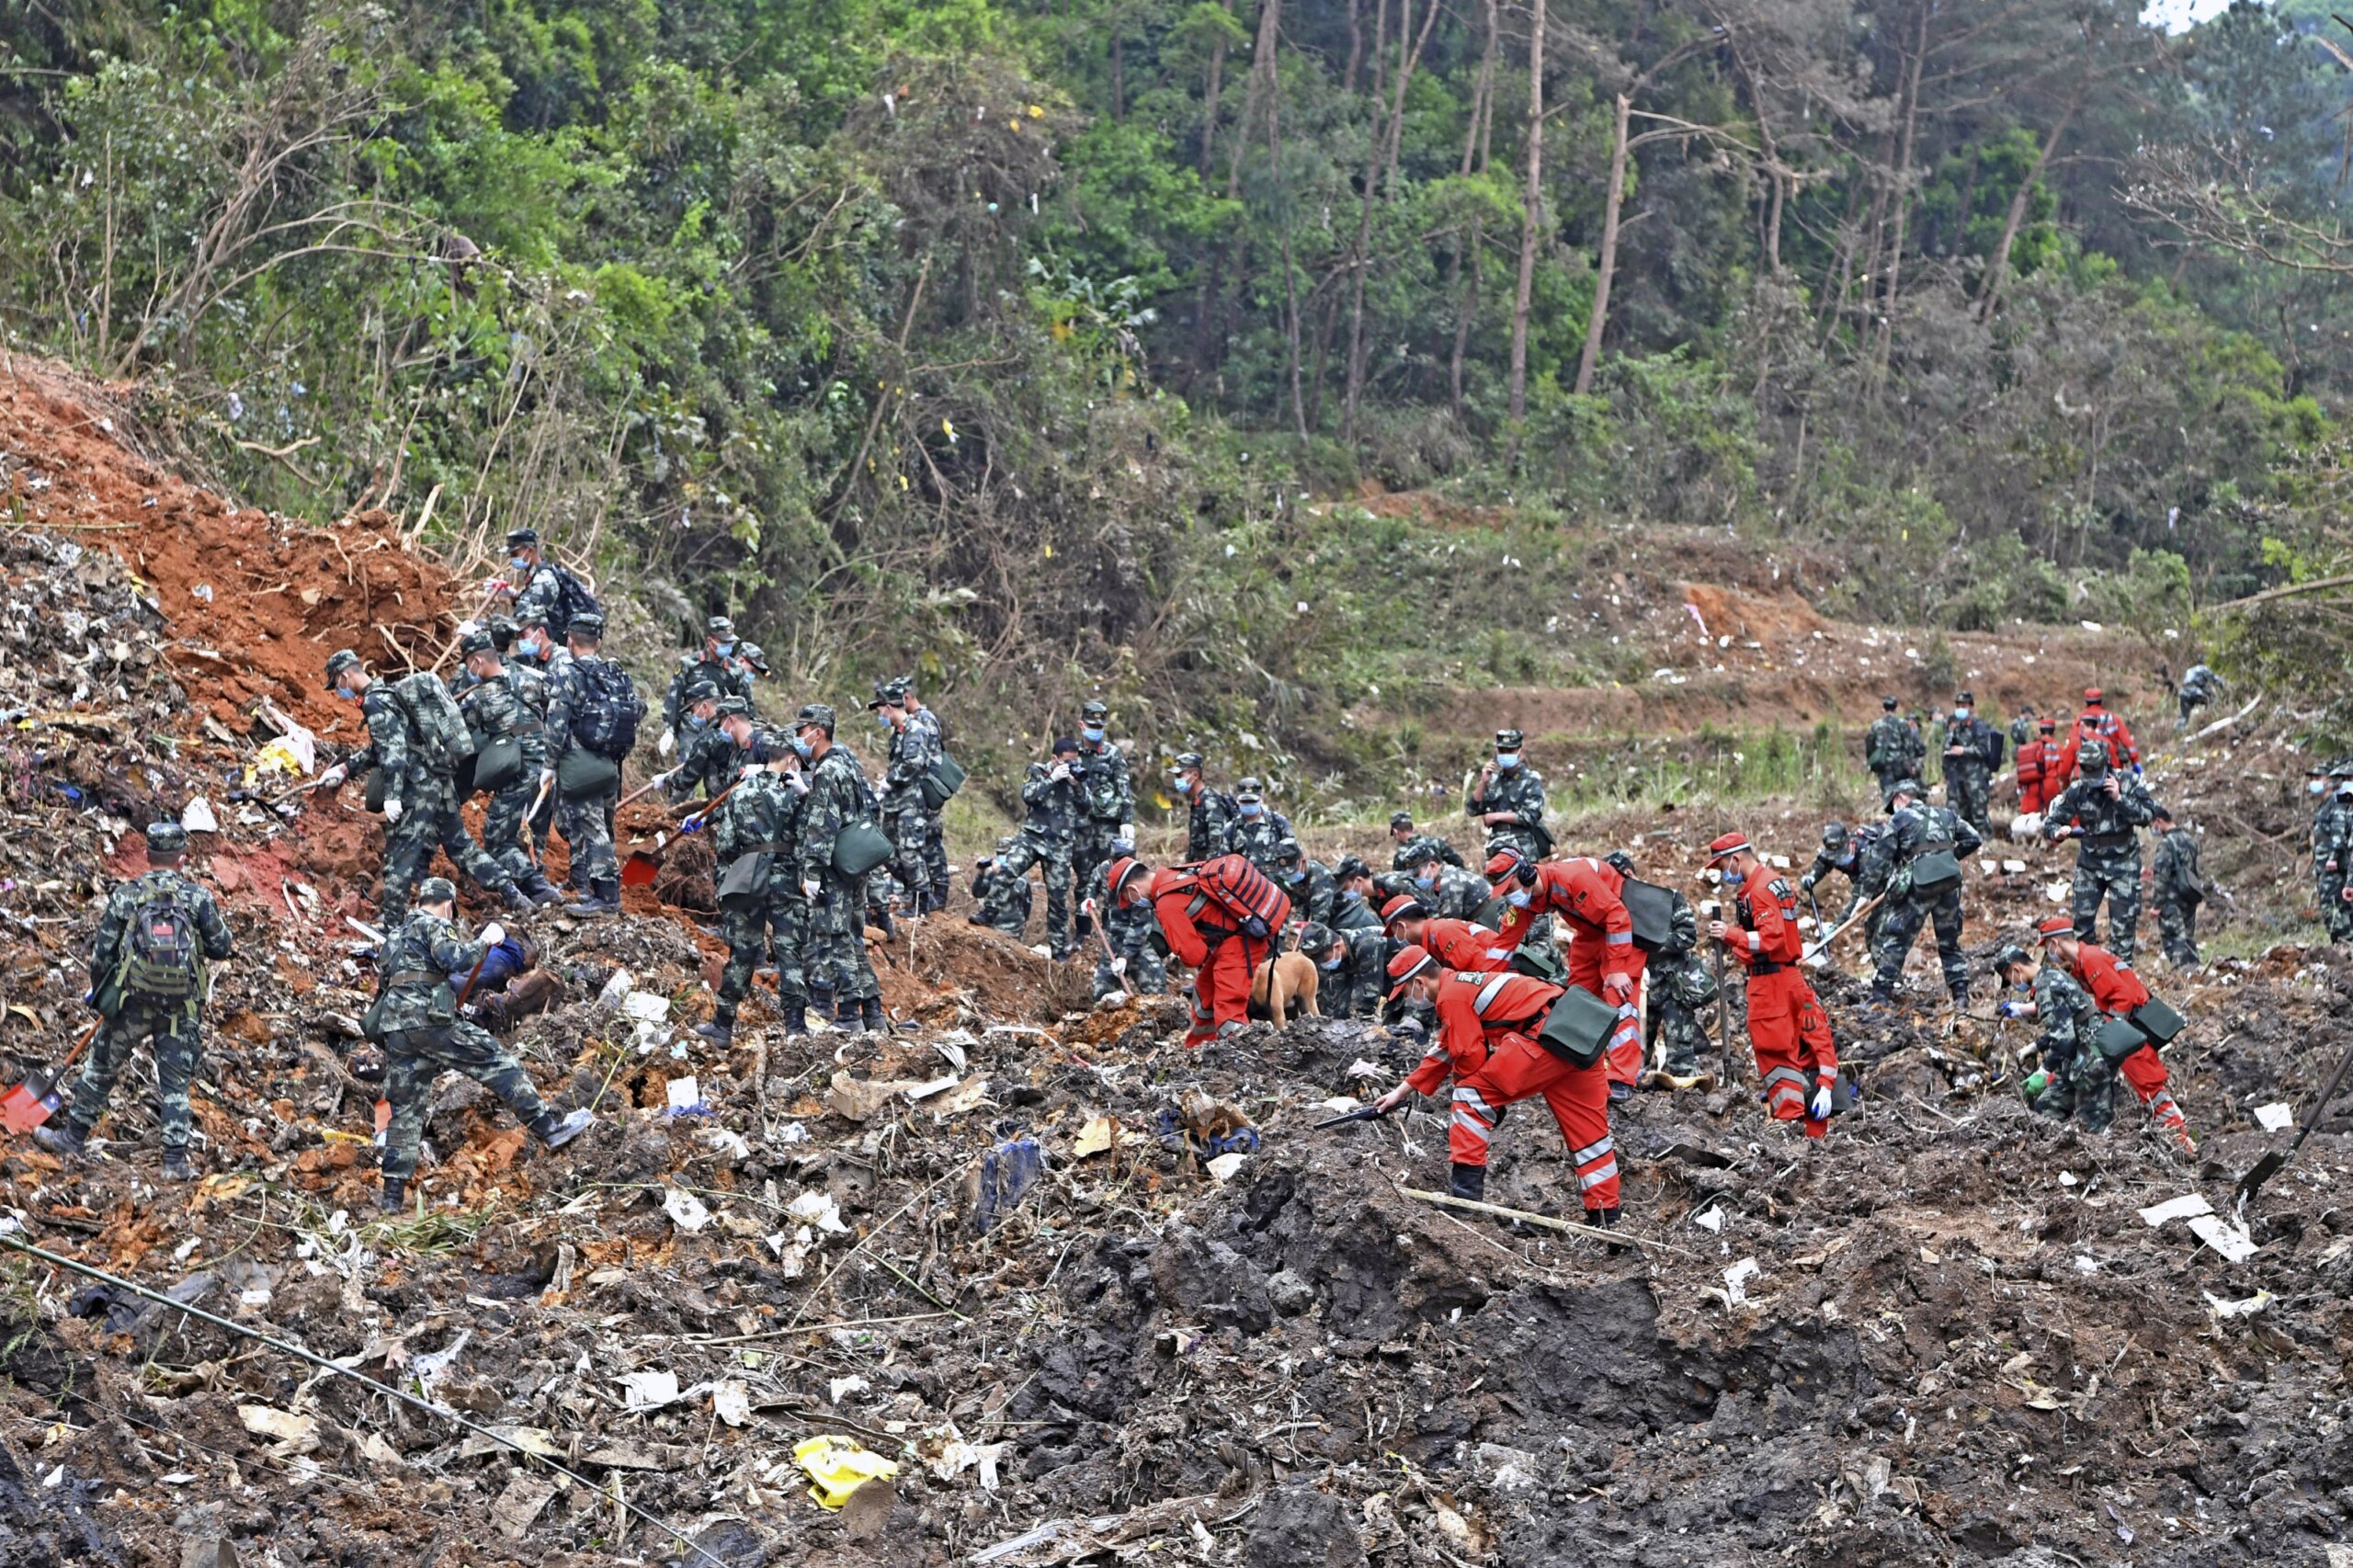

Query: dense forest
left=5, top=0, right=2353, bottom=751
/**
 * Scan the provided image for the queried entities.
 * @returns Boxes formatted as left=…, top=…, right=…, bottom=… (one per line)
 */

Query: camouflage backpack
left=389, top=670, right=475, bottom=772
left=119, top=878, right=202, bottom=1000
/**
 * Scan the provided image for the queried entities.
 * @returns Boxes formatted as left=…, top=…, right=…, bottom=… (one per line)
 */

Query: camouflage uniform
left=2316, top=778, right=2353, bottom=943
left=1086, top=852, right=1166, bottom=999
left=1463, top=748, right=1549, bottom=861
left=1276, top=849, right=1339, bottom=928
left=61, top=861, right=233, bottom=1157
left=1938, top=701, right=2004, bottom=837
left=1330, top=889, right=1383, bottom=933
left=1071, top=722, right=1132, bottom=924
left=460, top=666, right=549, bottom=884
left=1417, top=861, right=1494, bottom=923
left=2042, top=760, right=2156, bottom=965
left=2018, top=963, right=2114, bottom=1131
left=666, top=710, right=747, bottom=804
left=2150, top=824, right=2204, bottom=969
left=373, top=905, right=552, bottom=1188
left=1075, top=728, right=1156, bottom=982
left=663, top=623, right=756, bottom=741
left=1645, top=888, right=1716, bottom=1076
left=1864, top=707, right=1921, bottom=796
left=1390, top=831, right=1466, bottom=873
left=1224, top=787, right=1296, bottom=875
left=710, top=767, right=808, bottom=1029
left=508, top=555, right=598, bottom=645
left=907, top=701, right=952, bottom=900
left=1303, top=926, right=1392, bottom=1019
left=972, top=840, right=1034, bottom=937
left=1001, top=761, right=1086, bottom=958
left=1183, top=781, right=1242, bottom=864
left=543, top=648, right=636, bottom=900
left=1800, top=822, right=1889, bottom=950
left=354, top=673, right=518, bottom=925
left=877, top=696, right=944, bottom=914
left=1862, top=795, right=1983, bottom=1000
left=798, top=733, right=881, bottom=1007
left=2176, top=664, right=2222, bottom=730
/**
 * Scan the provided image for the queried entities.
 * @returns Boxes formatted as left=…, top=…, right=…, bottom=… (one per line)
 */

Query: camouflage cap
left=2076, top=739, right=2108, bottom=764
left=2332, top=762, right=2353, bottom=780
left=417, top=876, right=458, bottom=906
left=866, top=677, right=910, bottom=710
left=1333, top=855, right=1371, bottom=882
left=715, top=695, right=754, bottom=720
left=1273, top=837, right=1303, bottom=863
left=706, top=615, right=736, bottom=638
left=486, top=616, right=518, bottom=651
left=682, top=678, right=721, bottom=707
left=1881, top=695, right=1899, bottom=710
left=1494, top=729, right=1525, bottom=751
left=1296, top=922, right=1336, bottom=957
left=1603, top=848, right=1639, bottom=879
left=1886, top=778, right=1923, bottom=807
left=1822, top=820, right=1849, bottom=848
left=143, top=822, right=188, bottom=856
left=995, top=835, right=1018, bottom=854
left=1990, top=943, right=2031, bottom=978
left=567, top=612, right=606, bottom=641
left=1051, top=736, right=1080, bottom=756
left=1173, top=751, right=1204, bottom=770
left=737, top=642, right=771, bottom=674
left=459, top=630, right=497, bottom=658
left=1389, top=811, right=1415, bottom=830
left=2149, top=803, right=2174, bottom=823
left=1235, top=777, right=1264, bottom=798
left=1080, top=699, right=1109, bottom=721
left=504, top=526, right=539, bottom=549
left=793, top=702, right=836, bottom=733
left=516, top=606, right=553, bottom=631
left=324, top=649, right=363, bottom=688
left=1955, top=690, right=1974, bottom=705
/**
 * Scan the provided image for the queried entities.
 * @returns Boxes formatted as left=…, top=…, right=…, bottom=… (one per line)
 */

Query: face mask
left=1170, top=773, right=1189, bottom=792
left=1722, top=869, right=1745, bottom=887
left=520, top=635, right=543, bottom=658
left=1416, top=872, right=1438, bottom=891
left=688, top=714, right=708, bottom=731
left=1505, top=890, right=1531, bottom=909
left=876, top=712, right=892, bottom=728
left=508, top=554, right=531, bottom=572
left=790, top=734, right=814, bottom=760
left=1495, top=752, right=1520, bottom=769
left=1952, top=708, right=1970, bottom=720
left=1083, top=726, right=1105, bottom=744
left=335, top=680, right=357, bottom=699
left=714, top=641, right=735, bottom=657
left=1240, top=801, right=1262, bottom=818
left=1321, top=956, right=1344, bottom=971
left=2313, top=779, right=2330, bottom=795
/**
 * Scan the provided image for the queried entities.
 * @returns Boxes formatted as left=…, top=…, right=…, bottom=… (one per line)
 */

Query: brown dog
left=1249, top=950, right=1321, bottom=1026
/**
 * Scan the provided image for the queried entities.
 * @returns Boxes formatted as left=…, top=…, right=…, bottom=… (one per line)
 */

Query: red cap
left=1107, top=857, right=1146, bottom=900
left=1483, top=848, right=1527, bottom=883
left=2083, top=687, right=2103, bottom=704
left=2035, top=915, right=2075, bottom=941
left=1705, top=832, right=1750, bottom=866
left=1385, top=944, right=1438, bottom=1000
left=1380, top=893, right=1428, bottom=928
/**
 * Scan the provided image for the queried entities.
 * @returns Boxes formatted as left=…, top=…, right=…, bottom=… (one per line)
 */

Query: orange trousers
left=1448, top=1032, right=1620, bottom=1210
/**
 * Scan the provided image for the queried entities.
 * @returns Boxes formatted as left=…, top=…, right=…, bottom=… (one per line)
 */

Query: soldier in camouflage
left=2042, top=740, right=2157, bottom=964
left=35, top=823, right=233, bottom=1178
left=790, top=703, right=884, bottom=1031
left=1389, top=812, right=1465, bottom=873
left=1605, top=849, right=1714, bottom=1080
left=971, top=836, right=1033, bottom=937
left=696, top=745, right=810, bottom=1043
left=2007, top=705, right=2038, bottom=752
left=370, top=879, right=592, bottom=1210
left=657, top=683, right=733, bottom=803
left=1464, top=729, right=1549, bottom=860
left=540, top=614, right=638, bottom=915
left=1993, top=944, right=2114, bottom=1131
left=1801, top=819, right=1890, bottom=951
left=456, top=631, right=562, bottom=906
left=1409, top=850, right=1493, bottom=922
left=2148, top=806, right=2205, bottom=971
left=502, top=527, right=600, bottom=647
left=1293, top=921, right=1391, bottom=1019
left=998, top=740, right=1086, bottom=959
left=1073, top=702, right=1157, bottom=980
left=2175, top=663, right=2223, bottom=731
left=1861, top=779, right=1983, bottom=1009
left=319, top=650, right=532, bottom=928
left=1864, top=696, right=1920, bottom=798
left=1086, top=838, right=1168, bottom=999
left=662, top=617, right=756, bottom=754
left=507, top=611, right=573, bottom=884
left=1169, top=752, right=1240, bottom=863
left=901, top=677, right=953, bottom=903
left=1272, top=838, right=1339, bottom=927
left=1938, top=690, right=2004, bottom=837
left=1224, top=777, right=1295, bottom=874
left=870, top=678, right=944, bottom=915
left=2316, top=765, right=2353, bottom=944
left=1328, top=857, right=1384, bottom=932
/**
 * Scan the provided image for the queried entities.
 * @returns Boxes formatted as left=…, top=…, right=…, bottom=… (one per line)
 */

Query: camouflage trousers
left=923, top=819, right=950, bottom=909
left=2071, top=847, right=2142, bottom=966
left=555, top=780, right=620, bottom=892
left=974, top=869, right=1035, bottom=938
left=1947, top=763, right=1993, bottom=837
left=884, top=804, right=941, bottom=911
left=717, top=886, right=806, bottom=1021
left=381, top=1022, right=549, bottom=1186
left=382, top=774, right=513, bottom=926
left=996, top=836, right=1074, bottom=958
left=2321, top=868, right=2353, bottom=942
left=2155, top=894, right=2200, bottom=969
left=2027, top=1039, right=2117, bottom=1133
left=805, top=873, right=879, bottom=1004
left=1872, top=884, right=1969, bottom=997
left=66, top=995, right=202, bottom=1151
left=1096, top=898, right=1166, bottom=1000
left=482, top=771, right=550, bottom=882
left=1645, top=952, right=1719, bottom=1075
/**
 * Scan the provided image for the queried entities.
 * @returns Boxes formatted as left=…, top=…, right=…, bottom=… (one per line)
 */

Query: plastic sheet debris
left=620, top=1369, right=683, bottom=1412
left=2255, top=1103, right=2294, bottom=1132
left=1722, top=1257, right=1762, bottom=1306
left=792, top=1434, right=899, bottom=1509
left=663, top=1186, right=711, bottom=1233
left=179, top=797, right=218, bottom=834
left=2188, top=1215, right=2258, bottom=1264
left=1073, top=1115, right=1116, bottom=1157
left=974, top=1130, right=1044, bottom=1233
left=787, top=1190, right=850, bottom=1234
left=2139, top=1193, right=2213, bottom=1228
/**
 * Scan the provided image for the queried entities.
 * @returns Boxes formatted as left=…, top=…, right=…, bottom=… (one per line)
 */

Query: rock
left=1266, top=1268, right=1315, bottom=1316
left=676, top=1520, right=766, bottom=1568
left=1243, top=1480, right=1367, bottom=1568
left=841, top=1479, right=895, bottom=1545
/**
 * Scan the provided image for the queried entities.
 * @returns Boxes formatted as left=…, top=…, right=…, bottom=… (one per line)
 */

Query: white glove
left=1081, top=897, right=1098, bottom=918
left=658, top=729, right=676, bottom=757
left=876, top=778, right=892, bottom=798
left=1810, top=1085, right=1834, bottom=1120
left=1119, top=823, right=1135, bottom=842
left=653, top=767, right=676, bottom=788
left=1109, top=956, right=1128, bottom=977
left=740, top=763, right=762, bottom=780
left=539, top=769, right=557, bottom=791
left=802, top=879, right=822, bottom=900
left=1050, top=763, right=1072, bottom=782
left=481, top=922, right=506, bottom=949
left=317, top=763, right=347, bottom=790
left=787, top=773, right=811, bottom=797
left=382, top=797, right=404, bottom=824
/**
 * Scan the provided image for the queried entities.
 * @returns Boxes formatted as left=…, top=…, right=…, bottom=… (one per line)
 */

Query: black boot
left=695, top=1018, right=733, bottom=1046
left=524, top=871, right=563, bottom=907
left=837, top=994, right=867, bottom=1033
left=379, top=1176, right=406, bottom=1213
left=565, top=881, right=620, bottom=915
left=161, top=1147, right=195, bottom=1182
left=1448, top=1162, right=1486, bottom=1202
left=1590, top=1204, right=1632, bottom=1253
left=860, top=996, right=887, bottom=1033
left=502, top=881, right=537, bottom=914
left=872, top=908, right=895, bottom=939
left=782, top=1000, right=809, bottom=1036
left=530, top=1108, right=594, bottom=1148
left=32, top=1120, right=86, bottom=1158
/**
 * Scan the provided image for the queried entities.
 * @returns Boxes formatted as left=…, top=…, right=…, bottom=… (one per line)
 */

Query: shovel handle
left=454, top=945, right=495, bottom=1010
left=617, top=774, right=668, bottom=811
left=59, top=1017, right=100, bottom=1073
left=680, top=780, right=740, bottom=834
left=2283, top=1036, right=2353, bottom=1167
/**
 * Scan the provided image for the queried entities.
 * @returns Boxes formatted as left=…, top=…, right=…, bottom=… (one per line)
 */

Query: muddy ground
left=4, top=356, right=2353, bottom=1566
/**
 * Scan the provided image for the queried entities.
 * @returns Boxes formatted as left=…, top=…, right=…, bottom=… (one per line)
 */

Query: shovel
left=2238, top=1035, right=2353, bottom=1201
left=1313, top=1103, right=1393, bottom=1131
left=1800, top=892, right=1885, bottom=966
left=624, top=782, right=738, bottom=888
left=2, top=1018, right=102, bottom=1134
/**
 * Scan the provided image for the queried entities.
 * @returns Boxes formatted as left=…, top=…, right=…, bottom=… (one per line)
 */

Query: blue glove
left=681, top=818, right=703, bottom=835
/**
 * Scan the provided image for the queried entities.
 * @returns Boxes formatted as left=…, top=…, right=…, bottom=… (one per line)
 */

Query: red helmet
left=2082, top=687, right=2104, bottom=705
left=1107, top=857, right=1147, bottom=902
left=1483, top=848, right=1530, bottom=886
left=1704, top=832, right=1750, bottom=866
left=1380, top=893, right=1429, bottom=929
left=1385, top=944, right=1438, bottom=1000
left=2034, top=915, right=2075, bottom=941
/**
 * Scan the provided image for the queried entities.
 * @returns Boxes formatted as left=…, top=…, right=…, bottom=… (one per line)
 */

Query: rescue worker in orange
left=1379, top=893, right=1511, bottom=974
left=2034, top=915, right=2194, bottom=1153
left=1109, top=853, right=1290, bottom=1046
left=2051, top=687, right=2141, bottom=793
left=1483, top=849, right=1645, bottom=1096
left=1370, top=947, right=1622, bottom=1226
left=1705, top=833, right=1839, bottom=1137
left=2014, top=717, right=2062, bottom=817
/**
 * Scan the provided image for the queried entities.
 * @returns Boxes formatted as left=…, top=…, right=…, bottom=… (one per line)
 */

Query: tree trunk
left=1190, top=0, right=1280, bottom=388
left=1506, top=0, right=1545, bottom=426
left=1269, top=60, right=1308, bottom=438
left=1976, top=92, right=2078, bottom=323
left=1871, top=2, right=1928, bottom=379
left=1343, top=0, right=1438, bottom=445
left=1112, top=32, right=1125, bottom=121
left=1198, top=3, right=1231, bottom=178
left=1572, top=93, right=1631, bottom=399
left=1449, top=0, right=1500, bottom=418
left=1345, top=0, right=1363, bottom=94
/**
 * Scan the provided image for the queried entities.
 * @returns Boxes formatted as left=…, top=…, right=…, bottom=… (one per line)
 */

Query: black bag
left=568, top=658, right=645, bottom=760
left=1620, top=878, right=1677, bottom=952
left=1908, top=841, right=1963, bottom=895
left=1535, top=985, right=1620, bottom=1070
left=715, top=850, right=773, bottom=912
left=1509, top=945, right=1568, bottom=984
left=556, top=747, right=620, bottom=801
left=917, top=753, right=968, bottom=811
left=471, top=733, right=526, bottom=795
left=365, top=767, right=392, bottom=814
left=2093, top=1016, right=2150, bottom=1063
left=2131, top=996, right=2187, bottom=1044
left=832, top=820, right=895, bottom=879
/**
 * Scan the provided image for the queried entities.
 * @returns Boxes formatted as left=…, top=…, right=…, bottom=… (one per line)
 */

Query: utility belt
left=2081, top=831, right=2135, bottom=848
left=1750, top=960, right=1787, bottom=977
left=381, top=970, right=443, bottom=988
